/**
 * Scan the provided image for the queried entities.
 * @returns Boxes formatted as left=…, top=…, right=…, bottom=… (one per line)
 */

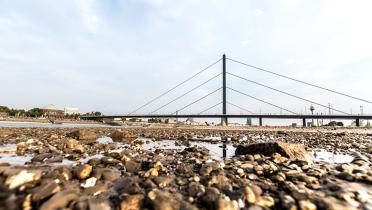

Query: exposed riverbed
left=0, top=127, right=371, bottom=210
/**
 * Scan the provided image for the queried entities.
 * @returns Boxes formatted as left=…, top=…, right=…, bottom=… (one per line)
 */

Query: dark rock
left=32, top=180, right=61, bottom=202
left=88, top=197, right=111, bottom=210
left=114, top=177, right=143, bottom=195
left=39, top=189, right=78, bottom=210
left=125, top=160, right=141, bottom=173
left=147, top=189, right=180, bottom=210
left=200, top=187, right=221, bottom=209
left=235, top=142, right=312, bottom=163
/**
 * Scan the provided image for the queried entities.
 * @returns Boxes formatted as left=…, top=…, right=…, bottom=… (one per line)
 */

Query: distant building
left=64, top=107, right=80, bottom=115
left=0, top=112, right=8, bottom=117
left=41, top=104, right=64, bottom=118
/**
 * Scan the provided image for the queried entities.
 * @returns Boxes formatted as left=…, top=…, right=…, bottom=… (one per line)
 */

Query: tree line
left=0, top=106, right=102, bottom=118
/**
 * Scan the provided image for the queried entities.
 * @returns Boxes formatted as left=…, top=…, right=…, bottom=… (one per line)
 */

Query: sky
left=1, top=0, right=372, bottom=118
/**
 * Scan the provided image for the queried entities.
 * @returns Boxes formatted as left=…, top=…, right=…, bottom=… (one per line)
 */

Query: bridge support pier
left=356, top=118, right=360, bottom=127
left=259, top=117, right=262, bottom=126
left=302, top=118, right=306, bottom=127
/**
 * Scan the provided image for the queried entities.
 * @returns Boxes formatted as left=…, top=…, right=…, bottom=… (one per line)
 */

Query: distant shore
left=0, top=117, right=103, bottom=125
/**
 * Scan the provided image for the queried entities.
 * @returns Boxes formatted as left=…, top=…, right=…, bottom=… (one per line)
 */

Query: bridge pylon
left=221, top=54, right=228, bottom=126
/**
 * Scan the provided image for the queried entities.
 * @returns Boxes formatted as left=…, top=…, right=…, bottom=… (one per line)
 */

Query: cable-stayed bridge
left=82, top=55, right=372, bottom=127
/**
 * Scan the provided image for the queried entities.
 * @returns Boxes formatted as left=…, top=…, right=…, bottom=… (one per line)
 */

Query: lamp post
left=310, top=105, right=315, bottom=126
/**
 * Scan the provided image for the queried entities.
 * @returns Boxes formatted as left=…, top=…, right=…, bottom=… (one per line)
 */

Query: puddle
left=97, top=136, right=113, bottom=144
left=141, top=139, right=236, bottom=160
left=0, top=144, right=17, bottom=153
left=0, top=154, right=32, bottom=165
left=312, top=149, right=354, bottom=164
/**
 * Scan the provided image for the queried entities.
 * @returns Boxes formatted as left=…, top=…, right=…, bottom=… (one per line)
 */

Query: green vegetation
left=326, top=121, right=344, bottom=126
left=0, top=106, right=44, bottom=117
left=148, top=118, right=161, bottom=123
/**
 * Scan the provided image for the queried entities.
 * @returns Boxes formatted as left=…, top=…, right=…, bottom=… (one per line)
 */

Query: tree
left=94, top=112, right=102, bottom=116
left=26, top=108, right=44, bottom=117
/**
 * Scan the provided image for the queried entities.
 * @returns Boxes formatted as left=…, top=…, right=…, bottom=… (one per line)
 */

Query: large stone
left=235, top=142, right=312, bottom=163
left=32, top=180, right=61, bottom=202
left=120, top=194, right=144, bottom=210
left=68, top=130, right=97, bottom=141
left=110, top=130, right=135, bottom=142
left=5, top=169, right=42, bottom=189
left=39, top=189, right=78, bottom=210
left=147, top=189, right=180, bottom=210
left=75, top=164, right=93, bottom=180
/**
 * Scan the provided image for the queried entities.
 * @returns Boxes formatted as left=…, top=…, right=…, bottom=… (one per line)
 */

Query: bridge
left=82, top=55, right=372, bottom=127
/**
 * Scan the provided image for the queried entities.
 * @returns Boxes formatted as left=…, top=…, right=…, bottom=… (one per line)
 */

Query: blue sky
left=1, top=0, right=372, bottom=116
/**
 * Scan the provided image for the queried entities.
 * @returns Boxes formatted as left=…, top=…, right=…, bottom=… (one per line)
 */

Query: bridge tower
left=222, top=54, right=228, bottom=126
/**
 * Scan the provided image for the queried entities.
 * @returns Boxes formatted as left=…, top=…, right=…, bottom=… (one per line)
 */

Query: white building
left=64, top=107, right=80, bottom=115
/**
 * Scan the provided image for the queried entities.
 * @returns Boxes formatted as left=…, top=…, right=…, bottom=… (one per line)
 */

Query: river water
left=0, top=121, right=122, bottom=128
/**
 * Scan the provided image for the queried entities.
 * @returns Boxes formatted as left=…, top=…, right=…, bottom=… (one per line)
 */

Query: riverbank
left=0, top=127, right=371, bottom=210
left=0, top=117, right=104, bottom=125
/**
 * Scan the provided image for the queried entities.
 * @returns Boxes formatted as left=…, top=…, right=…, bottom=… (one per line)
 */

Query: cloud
left=255, top=9, right=263, bottom=16
left=1, top=0, right=372, bottom=115
left=75, top=0, right=101, bottom=33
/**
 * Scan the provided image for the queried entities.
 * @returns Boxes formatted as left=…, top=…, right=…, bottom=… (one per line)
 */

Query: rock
left=200, top=187, right=221, bottom=209
left=200, top=162, right=223, bottom=176
left=114, top=177, right=143, bottom=195
left=32, top=180, right=61, bottom=202
left=88, top=197, right=111, bottom=210
left=208, top=175, right=232, bottom=192
left=83, top=184, right=108, bottom=196
left=244, top=186, right=257, bottom=204
left=256, top=196, right=275, bottom=208
left=336, top=172, right=355, bottom=181
left=31, top=153, right=53, bottom=162
left=81, top=177, right=97, bottom=188
left=5, top=169, right=42, bottom=189
left=65, top=139, right=85, bottom=153
left=110, top=130, right=135, bottom=142
left=147, top=189, right=180, bottom=210
left=177, top=163, right=194, bottom=177
left=299, top=200, right=317, bottom=210
left=68, top=129, right=97, bottom=141
left=188, top=182, right=205, bottom=197
left=125, top=160, right=141, bottom=173
left=120, top=194, right=144, bottom=210
left=319, top=196, right=358, bottom=210
left=75, top=164, right=93, bottom=180
left=153, top=176, right=174, bottom=188
left=217, top=197, right=238, bottom=210
left=39, top=189, right=78, bottom=210
left=279, top=193, right=296, bottom=210
left=235, top=142, right=313, bottom=164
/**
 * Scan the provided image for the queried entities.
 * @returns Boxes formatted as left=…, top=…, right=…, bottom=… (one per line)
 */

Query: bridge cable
left=149, top=73, right=222, bottom=114
left=227, top=87, right=298, bottom=115
left=128, top=58, right=222, bottom=115
left=172, top=87, right=222, bottom=115
left=198, top=102, right=222, bottom=115
left=227, top=57, right=372, bottom=105
left=227, top=101, right=255, bottom=114
left=227, top=72, right=349, bottom=115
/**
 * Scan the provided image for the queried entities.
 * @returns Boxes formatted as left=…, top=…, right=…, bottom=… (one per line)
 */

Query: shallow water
left=0, top=121, right=124, bottom=128
left=312, top=149, right=355, bottom=164
left=140, top=139, right=236, bottom=160
left=0, top=137, right=356, bottom=165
